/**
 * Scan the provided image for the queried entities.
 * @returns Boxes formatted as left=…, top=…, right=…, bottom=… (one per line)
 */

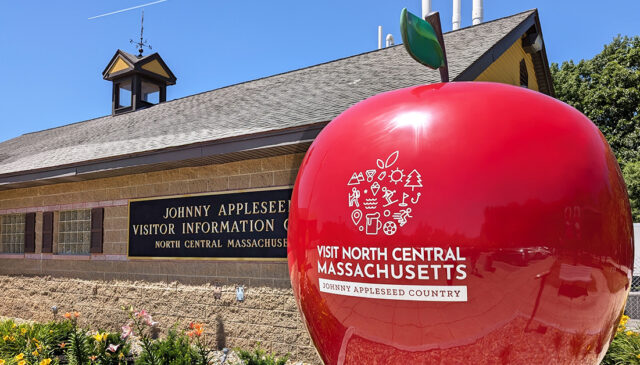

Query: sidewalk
left=628, top=319, right=640, bottom=330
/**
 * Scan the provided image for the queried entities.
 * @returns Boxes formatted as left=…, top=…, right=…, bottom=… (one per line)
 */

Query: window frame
left=0, top=214, right=26, bottom=254
left=57, top=209, right=92, bottom=256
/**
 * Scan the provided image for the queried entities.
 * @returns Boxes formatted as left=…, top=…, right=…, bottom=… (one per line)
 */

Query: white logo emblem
left=347, top=151, right=423, bottom=235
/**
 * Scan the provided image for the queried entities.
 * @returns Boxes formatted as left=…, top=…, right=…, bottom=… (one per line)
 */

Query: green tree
left=623, top=161, right=640, bottom=220
left=551, top=35, right=640, bottom=220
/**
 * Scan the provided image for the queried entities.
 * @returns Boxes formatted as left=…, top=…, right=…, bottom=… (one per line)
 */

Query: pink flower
left=121, top=325, right=132, bottom=340
left=144, top=315, right=158, bottom=327
left=107, top=344, right=120, bottom=352
left=136, top=310, right=148, bottom=318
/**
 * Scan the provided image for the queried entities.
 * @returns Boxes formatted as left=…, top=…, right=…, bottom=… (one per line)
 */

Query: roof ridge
left=163, top=10, right=538, bottom=105
left=445, top=8, right=536, bottom=35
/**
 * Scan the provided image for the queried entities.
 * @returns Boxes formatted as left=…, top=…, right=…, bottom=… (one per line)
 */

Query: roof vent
left=523, top=32, right=543, bottom=54
left=386, top=34, right=395, bottom=47
left=472, top=0, right=483, bottom=25
left=102, top=50, right=176, bottom=115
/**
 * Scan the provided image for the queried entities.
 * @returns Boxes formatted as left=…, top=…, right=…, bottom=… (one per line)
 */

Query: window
left=117, top=81, right=132, bottom=108
left=519, top=59, right=529, bottom=88
left=1, top=214, right=25, bottom=254
left=58, top=210, right=91, bottom=255
left=141, top=81, right=160, bottom=104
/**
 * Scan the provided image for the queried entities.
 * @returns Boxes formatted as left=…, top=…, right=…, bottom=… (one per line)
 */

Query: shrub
left=236, top=344, right=289, bottom=365
left=136, top=328, right=196, bottom=365
left=0, top=318, right=74, bottom=364
left=602, top=315, right=640, bottom=364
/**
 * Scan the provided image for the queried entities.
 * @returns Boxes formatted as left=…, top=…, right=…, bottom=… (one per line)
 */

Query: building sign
left=128, top=187, right=292, bottom=259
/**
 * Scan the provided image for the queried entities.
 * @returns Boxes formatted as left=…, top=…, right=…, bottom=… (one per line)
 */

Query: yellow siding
left=108, top=57, right=130, bottom=75
left=141, top=59, right=170, bottom=78
left=474, top=39, right=539, bottom=92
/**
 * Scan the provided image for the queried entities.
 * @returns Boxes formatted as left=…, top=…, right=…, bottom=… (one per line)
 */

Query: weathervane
left=130, top=10, right=152, bottom=57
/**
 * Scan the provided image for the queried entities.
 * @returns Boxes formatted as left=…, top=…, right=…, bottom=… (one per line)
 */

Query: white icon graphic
left=365, top=213, right=383, bottom=235
left=393, top=208, right=413, bottom=227
left=405, top=169, right=423, bottom=191
left=389, top=168, right=404, bottom=184
left=363, top=198, right=378, bottom=210
left=377, top=151, right=399, bottom=169
left=399, top=192, right=409, bottom=207
left=348, top=173, right=359, bottom=185
left=370, top=182, right=380, bottom=196
left=381, top=187, right=398, bottom=207
left=347, top=151, right=422, bottom=234
left=347, top=172, right=365, bottom=185
left=365, top=169, right=376, bottom=182
left=351, top=209, right=363, bottom=226
left=383, top=221, right=397, bottom=236
left=348, top=187, right=361, bottom=207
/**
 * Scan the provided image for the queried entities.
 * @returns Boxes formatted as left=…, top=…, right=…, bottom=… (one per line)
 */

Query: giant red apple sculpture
left=288, top=82, right=633, bottom=364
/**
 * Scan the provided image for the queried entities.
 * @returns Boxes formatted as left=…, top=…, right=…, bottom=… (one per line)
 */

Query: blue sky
left=0, top=1, right=638, bottom=143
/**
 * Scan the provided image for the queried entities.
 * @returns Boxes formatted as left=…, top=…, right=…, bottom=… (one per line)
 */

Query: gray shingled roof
left=0, top=10, right=537, bottom=178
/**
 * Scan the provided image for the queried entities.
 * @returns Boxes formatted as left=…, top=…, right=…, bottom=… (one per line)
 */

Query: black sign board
left=128, top=187, right=292, bottom=259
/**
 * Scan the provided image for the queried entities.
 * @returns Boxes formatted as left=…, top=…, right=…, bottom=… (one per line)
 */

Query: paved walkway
left=628, top=319, right=640, bottom=330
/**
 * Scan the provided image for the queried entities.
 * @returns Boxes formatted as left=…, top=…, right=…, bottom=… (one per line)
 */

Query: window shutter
left=519, top=58, right=529, bottom=88
left=42, top=211, right=54, bottom=253
left=24, top=213, right=36, bottom=253
left=90, top=207, right=104, bottom=254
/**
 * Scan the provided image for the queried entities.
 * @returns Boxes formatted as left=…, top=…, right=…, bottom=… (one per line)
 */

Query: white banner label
left=319, top=278, right=467, bottom=302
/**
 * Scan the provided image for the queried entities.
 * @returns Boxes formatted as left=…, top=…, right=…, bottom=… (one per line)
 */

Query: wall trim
left=0, top=199, right=128, bottom=215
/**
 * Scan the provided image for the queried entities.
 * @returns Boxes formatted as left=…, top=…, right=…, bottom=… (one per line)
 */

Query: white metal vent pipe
left=452, top=0, right=461, bottom=30
left=386, top=34, right=394, bottom=47
left=422, top=0, right=431, bottom=19
left=378, top=26, right=383, bottom=49
left=472, top=0, right=483, bottom=25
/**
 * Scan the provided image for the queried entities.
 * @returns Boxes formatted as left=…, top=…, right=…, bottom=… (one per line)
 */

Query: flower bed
left=9, top=307, right=636, bottom=364
left=0, top=307, right=293, bottom=365
left=602, top=315, right=640, bottom=364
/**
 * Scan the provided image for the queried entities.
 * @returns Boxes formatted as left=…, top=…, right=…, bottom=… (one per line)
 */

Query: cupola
left=102, top=50, right=176, bottom=115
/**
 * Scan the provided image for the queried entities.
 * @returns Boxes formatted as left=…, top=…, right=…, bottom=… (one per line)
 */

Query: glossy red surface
left=288, top=82, right=634, bottom=364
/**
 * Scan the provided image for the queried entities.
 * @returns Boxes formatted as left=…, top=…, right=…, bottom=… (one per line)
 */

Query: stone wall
left=0, top=152, right=320, bottom=363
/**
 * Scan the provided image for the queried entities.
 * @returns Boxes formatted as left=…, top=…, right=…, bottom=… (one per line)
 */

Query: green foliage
left=624, top=161, right=640, bottom=220
left=135, top=328, right=196, bottom=365
left=0, top=319, right=74, bottom=364
left=551, top=35, right=640, bottom=220
left=87, top=332, right=132, bottom=365
left=0, top=317, right=130, bottom=365
left=0, top=314, right=293, bottom=365
left=602, top=316, right=640, bottom=364
left=67, top=320, right=91, bottom=365
left=236, top=344, right=289, bottom=365
left=551, top=35, right=640, bottom=163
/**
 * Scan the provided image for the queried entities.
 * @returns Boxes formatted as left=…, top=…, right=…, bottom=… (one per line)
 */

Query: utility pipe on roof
left=472, top=0, right=483, bottom=25
left=386, top=34, right=394, bottom=47
left=378, top=25, right=383, bottom=49
left=422, top=0, right=431, bottom=18
left=452, top=0, right=461, bottom=30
